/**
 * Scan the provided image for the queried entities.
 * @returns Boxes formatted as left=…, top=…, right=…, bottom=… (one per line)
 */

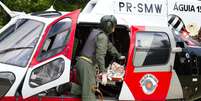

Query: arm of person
left=107, top=40, right=122, bottom=59
left=95, top=33, right=108, bottom=72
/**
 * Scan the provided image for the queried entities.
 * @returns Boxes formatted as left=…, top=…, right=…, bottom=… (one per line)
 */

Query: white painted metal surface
left=119, top=82, right=135, bottom=100
left=0, top=64, right=27, bottom=96
left=79, top=0, right=168, bottom=27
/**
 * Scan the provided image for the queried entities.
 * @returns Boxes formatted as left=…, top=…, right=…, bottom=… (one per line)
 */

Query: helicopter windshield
left=0, top=19, right=44, bottom=67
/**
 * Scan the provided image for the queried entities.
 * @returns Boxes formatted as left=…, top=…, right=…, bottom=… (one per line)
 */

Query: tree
left=0, top=0, right=87, bottom=28
left=0, top=6, right=10, bottom=28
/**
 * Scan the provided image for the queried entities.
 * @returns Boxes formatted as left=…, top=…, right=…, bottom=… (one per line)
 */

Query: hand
left=101, top=72, right=108, bottom=86
left=118, top=56, right=125, bottom=60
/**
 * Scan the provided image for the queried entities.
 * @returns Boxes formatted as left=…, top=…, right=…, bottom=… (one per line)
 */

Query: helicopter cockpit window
left=0, top=19, right=44, bottom=67
left=29, top=58, right=64, bottom=88
left=38, top=18, right=72, bottom=61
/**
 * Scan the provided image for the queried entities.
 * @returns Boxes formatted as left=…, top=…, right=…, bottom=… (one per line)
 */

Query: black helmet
left=100, top=15, right=117, bottom=34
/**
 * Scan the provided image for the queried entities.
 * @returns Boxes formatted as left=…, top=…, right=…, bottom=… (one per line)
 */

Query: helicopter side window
left=29, top=58, right=65, bottom=87
left=133, top=31, right=171, bottom=67
left=38, top=18, right=72, bottom=61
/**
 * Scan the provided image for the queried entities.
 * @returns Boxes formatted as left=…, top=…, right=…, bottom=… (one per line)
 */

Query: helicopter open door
left=120, top=26, right=175, bottom=100
left=21, top=10, right=80, bottom=99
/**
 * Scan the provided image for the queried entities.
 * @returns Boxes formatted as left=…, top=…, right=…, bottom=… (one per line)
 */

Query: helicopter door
left=21, top=10, right=80, bottom=98
left=122, top=26, right=173, bottom=100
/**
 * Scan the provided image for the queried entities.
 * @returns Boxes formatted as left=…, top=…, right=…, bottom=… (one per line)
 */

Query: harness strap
left=79, top=56, right=93, bottom=64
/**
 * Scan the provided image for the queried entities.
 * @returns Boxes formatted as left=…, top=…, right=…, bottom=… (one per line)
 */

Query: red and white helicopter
left=0, top=0, right=201, bottom=100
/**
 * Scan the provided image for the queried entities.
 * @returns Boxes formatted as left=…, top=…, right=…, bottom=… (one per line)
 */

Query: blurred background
left=0, top=0, right=89, bottom=28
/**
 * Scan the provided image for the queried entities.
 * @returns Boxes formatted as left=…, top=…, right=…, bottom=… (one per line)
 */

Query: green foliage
left=1, top=0, right=85, bottom=13
left=0, top=6, right=10, bottom=28
left=0, top=0, right=87, bottom=27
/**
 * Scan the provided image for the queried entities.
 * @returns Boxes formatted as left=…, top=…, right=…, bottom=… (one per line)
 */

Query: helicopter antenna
left=0, top=1, right=16, bottom=17
left=46, top=0, right=57, bottom=11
